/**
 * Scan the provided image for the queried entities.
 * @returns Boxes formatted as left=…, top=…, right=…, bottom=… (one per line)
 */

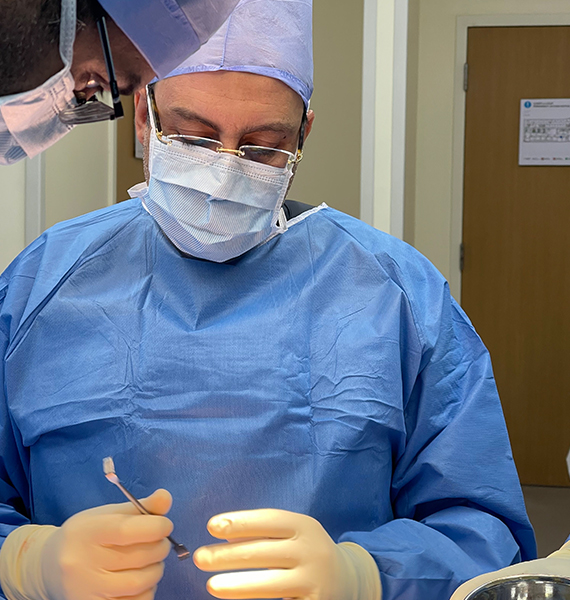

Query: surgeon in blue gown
left=0, top=1, right=536, bottom=600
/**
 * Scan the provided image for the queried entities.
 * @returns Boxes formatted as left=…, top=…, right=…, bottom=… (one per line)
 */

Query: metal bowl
left=464, top=575, right=570, bottom=600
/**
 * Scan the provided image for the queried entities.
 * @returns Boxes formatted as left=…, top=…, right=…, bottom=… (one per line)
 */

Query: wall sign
left=519, top=99, right=570, bottom=166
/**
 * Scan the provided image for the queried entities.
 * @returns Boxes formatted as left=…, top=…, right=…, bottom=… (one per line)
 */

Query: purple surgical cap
left=98, top=0, right=240, bottom=78
left=159, top=0, right=314, bottom=107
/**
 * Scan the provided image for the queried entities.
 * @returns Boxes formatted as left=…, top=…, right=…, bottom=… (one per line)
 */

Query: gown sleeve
left=0, top=282, right=32, bottom=550
left=338, top=254, right=537, bottom=600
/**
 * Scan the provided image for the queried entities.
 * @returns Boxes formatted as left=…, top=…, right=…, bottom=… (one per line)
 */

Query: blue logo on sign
left=524, top=101, right=532, bottom=108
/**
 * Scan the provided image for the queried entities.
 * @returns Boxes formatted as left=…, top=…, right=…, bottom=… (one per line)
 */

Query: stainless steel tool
left=102, top=457, right=190, bottom=560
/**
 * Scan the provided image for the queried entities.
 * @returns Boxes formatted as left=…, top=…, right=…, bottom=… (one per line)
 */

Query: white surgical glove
left=0, top=489, right=173, bottom=600
left=450, top=540, right=570, bottom=600
left=193, top=508, right=382, bottom=600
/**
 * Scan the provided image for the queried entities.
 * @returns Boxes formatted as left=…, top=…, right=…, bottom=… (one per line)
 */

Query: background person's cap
left=98, top=0, right=241, bottom=78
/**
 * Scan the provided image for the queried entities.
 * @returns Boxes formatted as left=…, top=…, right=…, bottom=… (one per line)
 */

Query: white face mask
left=131, top=124, right=295, bottom=263
left=0, top=0, right=77, bottom=165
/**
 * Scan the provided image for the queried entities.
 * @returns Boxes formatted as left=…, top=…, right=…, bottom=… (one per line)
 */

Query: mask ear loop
left=59, top=0, right=77, bottom=69
left=277, top=207, right=289, bottom=231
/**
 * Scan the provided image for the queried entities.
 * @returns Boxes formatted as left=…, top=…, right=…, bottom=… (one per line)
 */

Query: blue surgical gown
left=0, top=200, right=536, bottom=600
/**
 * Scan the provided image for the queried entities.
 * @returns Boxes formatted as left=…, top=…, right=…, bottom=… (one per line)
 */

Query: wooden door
left=462, top=27, right=570, bottom=487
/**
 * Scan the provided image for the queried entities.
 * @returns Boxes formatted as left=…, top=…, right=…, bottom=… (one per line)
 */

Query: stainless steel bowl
left=464, top=575, right=570, bottom=600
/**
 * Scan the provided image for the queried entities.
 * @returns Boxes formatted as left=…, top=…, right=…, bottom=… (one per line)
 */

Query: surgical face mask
left=0, top=0, right=77, bottom=165
left=132, top=94, right=301, bottom=262
left=132, top=131, right=294, bottom=263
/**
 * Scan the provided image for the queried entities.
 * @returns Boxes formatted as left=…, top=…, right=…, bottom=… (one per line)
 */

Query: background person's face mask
left=132, top=118, right=295, bottom=263
left=0, top=0, right=77, bottom=165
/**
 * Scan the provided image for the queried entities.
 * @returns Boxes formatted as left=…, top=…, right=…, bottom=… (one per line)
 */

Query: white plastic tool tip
left=102, top=456, right=116, bottom=475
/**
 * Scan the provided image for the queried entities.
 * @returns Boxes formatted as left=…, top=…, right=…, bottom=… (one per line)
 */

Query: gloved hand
left=193, top=508, right=382, bottom=600
left=0, top=489, right=173, bottom=600
left=450, top=540, right=570, bottom=599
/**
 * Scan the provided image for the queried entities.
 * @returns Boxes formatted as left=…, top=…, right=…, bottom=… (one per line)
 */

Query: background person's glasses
left=59, top=2, right=124, bottom=125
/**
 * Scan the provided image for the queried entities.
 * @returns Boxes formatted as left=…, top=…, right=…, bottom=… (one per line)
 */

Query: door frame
left=451, top=13, right=570, bottom=302
left=361, top=0, right=409, bottom=239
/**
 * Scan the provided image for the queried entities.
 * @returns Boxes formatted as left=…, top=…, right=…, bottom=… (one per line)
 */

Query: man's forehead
left=154, top=71, right=304, bottom=116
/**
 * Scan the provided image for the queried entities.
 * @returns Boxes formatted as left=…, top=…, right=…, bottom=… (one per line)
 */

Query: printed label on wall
left=519, top=99, right=570, bottom=166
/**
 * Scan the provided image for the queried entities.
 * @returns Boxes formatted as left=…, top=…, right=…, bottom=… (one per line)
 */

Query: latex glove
left=0, top=489, right=173, bottom=600
left=193, top=508, right=382, bottom=600
left=450, top=540, right=570, bottom=600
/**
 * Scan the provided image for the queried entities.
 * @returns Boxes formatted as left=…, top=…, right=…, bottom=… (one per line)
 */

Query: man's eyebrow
left=246, top=122, right=298, bottom=135
left=170, top=106, right=218, bottom=130
left=169, top=106, right=298, bottom=135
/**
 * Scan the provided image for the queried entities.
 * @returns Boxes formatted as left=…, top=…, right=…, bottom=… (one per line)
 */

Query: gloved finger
left=88, top=490, right=173, bottom=518
left=88, top=512, right=173, bottom=546
left=206, top=569, right=305, bottom=599
left=98, top=538, right=171, bottom=571
left=112, top=586, right=158, bottom=600
left=194, top=538, right=297, bottom=572
left=138, top=489, right=173, bottom=516
left=207, top=509, right=302, bottom=541
left=101, top=562, right=166, bottom=598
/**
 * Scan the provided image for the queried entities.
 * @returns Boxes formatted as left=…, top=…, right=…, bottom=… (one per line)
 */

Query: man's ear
left=303, top=109, right=315, bottom=143
left=134, top=89, right=148, bottom=145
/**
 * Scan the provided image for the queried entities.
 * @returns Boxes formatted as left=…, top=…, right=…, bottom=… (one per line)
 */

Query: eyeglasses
left=59, top=1, right=124, bottom=125
left=147, top=85, right=305, bottom=170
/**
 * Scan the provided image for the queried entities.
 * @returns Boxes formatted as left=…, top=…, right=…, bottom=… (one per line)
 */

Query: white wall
left=44, top=120, right=116, bottom=229
left=0, top=163, right=26, bottom=272
left=412, top=0, right=570, bottom=296
left=290, top=0, right=364, bottom=219
left=0, top=120, right=116, bottom=273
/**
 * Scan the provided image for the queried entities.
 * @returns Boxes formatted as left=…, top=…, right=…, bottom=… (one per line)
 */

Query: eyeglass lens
left=168, top=136, right=293, bottom=168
